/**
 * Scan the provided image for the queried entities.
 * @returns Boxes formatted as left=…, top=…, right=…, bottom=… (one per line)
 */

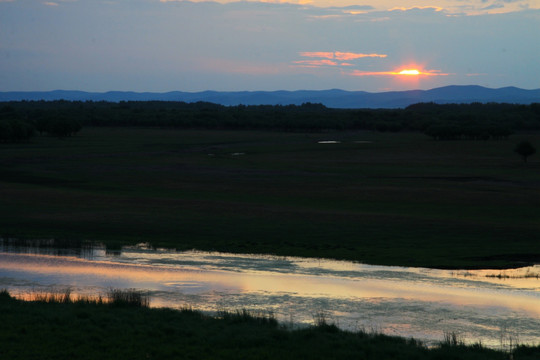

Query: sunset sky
left=1, top=0, right=539, bottom=92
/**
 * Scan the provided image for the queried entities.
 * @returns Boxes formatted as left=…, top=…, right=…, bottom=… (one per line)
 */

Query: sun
left=350, top=67, right=449, bottom=77
left=398, top=69, right=421, bottom=75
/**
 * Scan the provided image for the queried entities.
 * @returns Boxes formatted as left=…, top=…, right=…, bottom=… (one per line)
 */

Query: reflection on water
left=0, top=239, right=539, bottom=348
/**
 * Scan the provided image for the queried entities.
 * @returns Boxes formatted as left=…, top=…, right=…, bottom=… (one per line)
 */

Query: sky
left=1, top=0, right=539, bottom=92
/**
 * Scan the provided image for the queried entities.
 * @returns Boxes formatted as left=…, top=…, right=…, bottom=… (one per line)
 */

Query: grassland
left=2, top=290, right=539, bottom=360
left=1, top=127, right=539, bottom=268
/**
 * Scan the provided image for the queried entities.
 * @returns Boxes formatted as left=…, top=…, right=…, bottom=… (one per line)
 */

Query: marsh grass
left=32, top=288, right=73, bottom=304
left=1, top=290, right=539, bottom=360
left=500, top=325, right=521, bottom=355
left=442, top=331, right=466, bottom=347
left=0, top=288, right=10, bottom=299
left=311, top=310, right=340, bottom=330
left=217, top=308, right=278, bottom=326
left=106, top=288, right=150, bottom=307
left=486, top=272, right=540, bottom=280
left=13, top=288, right=149, bottom=307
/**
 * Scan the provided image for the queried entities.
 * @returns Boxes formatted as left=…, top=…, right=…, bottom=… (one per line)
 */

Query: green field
left=1, top=127, right=539, bottom=268
left=2, top=291, right=538, bottom=360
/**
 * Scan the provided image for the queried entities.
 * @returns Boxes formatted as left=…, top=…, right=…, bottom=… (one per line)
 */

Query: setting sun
left=398, top=69, right=420, bottom=75
left=351, top=67, right=449, bottom=77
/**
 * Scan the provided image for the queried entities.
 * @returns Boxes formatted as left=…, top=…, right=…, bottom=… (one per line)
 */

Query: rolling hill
left=1, top=85, right=539, bottom=108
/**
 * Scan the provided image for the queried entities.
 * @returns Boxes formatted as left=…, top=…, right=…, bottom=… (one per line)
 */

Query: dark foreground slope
left=1, top=292, right=538, bottom=360
left=1, top=128, right=539, bottom=268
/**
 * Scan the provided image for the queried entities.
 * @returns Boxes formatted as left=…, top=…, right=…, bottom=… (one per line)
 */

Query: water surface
left=1, top=241, right=539, bottom=348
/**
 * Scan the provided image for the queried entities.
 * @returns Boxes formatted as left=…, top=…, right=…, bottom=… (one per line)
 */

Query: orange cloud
left=299, top=51, right=387, bottom=60
left=334, top=52, right=387, bottom=60
left=389, top=6, right=444, bottom=12
left=350, top=68, right=449, bottom=76
left=294, top=59, right=339, bottom=67
left=343, top=10, right=367, bottom=15
left=157, top=1, right=538, bottom=16
left=299, top=52, right=335, bottom=59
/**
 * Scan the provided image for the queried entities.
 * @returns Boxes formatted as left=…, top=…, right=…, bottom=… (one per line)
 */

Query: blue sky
left=1, top=0, right=539, bottom=92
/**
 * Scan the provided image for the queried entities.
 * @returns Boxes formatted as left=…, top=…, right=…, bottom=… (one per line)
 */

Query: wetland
left=1, top=241, right=539, bottom=348
left=1, top=104, right=539, bottom=358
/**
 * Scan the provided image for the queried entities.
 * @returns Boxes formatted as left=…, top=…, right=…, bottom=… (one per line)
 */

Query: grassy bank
left=1, top=290, right=538, bottom=360
left=1, top=127, right=539, bottom=268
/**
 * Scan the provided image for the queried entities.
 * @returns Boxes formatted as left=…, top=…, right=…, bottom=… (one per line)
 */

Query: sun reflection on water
left=0, top=245, right=539, bottom=348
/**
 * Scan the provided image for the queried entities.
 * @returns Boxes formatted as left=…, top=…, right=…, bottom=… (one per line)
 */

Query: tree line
left=0, top=104, right=81, bottom=142
left=1, top=100, right=539, bottom=142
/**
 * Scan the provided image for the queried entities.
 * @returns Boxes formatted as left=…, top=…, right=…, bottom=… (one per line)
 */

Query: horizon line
left=2, top=85, right=540, bottom=94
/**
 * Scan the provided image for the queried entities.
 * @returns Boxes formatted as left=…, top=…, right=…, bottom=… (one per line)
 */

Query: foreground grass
left=1, top=128, right=539, bottom=268
left=1, top=291, right=538, bottom=360
left=16, top=288, right=150, bottom=308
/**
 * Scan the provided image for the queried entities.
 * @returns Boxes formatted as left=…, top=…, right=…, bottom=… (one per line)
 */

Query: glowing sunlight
left=398, top=69, right=421, bottom=75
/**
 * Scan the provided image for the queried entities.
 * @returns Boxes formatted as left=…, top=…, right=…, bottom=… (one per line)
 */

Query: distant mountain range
left=1, top=85, right=539, bottom=109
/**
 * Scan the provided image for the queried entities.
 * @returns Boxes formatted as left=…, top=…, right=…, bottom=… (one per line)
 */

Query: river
left=1, top=240, right=539, bottom=348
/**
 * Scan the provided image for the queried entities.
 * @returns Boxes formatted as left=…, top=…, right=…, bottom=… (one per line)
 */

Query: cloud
left=293, top=59, right=339, bottom=67
left=334, top=52, right=387, bottom=60
left=322, top=5, right=373, bottom=15
left=325, top=5, right=374, bottom=11
left=294, top=51, right=387, bottom=69
left=42, top=0, right=78, bottom=5
left=2, top=0, right=539, bottom=92
left=389, top=6, right=444, bottom=12
left=156, top=0, right=539, bottom=16
left=350, top=69, right=449, bottom=76
left=299, top=51, right=387, bottom=60
left=299, top=52, right=334, bottom=59
left=482, top=3, right=505, bottom=10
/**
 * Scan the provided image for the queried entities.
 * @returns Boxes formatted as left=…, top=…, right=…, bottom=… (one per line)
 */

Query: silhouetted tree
left=47, top=116, right=82, bottom=138
left=0, top=119, right=35, bottom=142
left=514, top=141, right=536, bottom=162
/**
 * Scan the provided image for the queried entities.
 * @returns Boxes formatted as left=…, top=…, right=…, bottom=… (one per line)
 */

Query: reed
left=441, top=331, right=465, bottom=347
left=28, top=289, right=73, bottom=304
left=0, top=288, right=10, bottom=299
left=486, top=272, right=540, bottom=279
left=6, top=288, right=148, bottom=307
left=217, top=308, right=278, bottom=326
left=106, top=288, right=150, bottom=308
